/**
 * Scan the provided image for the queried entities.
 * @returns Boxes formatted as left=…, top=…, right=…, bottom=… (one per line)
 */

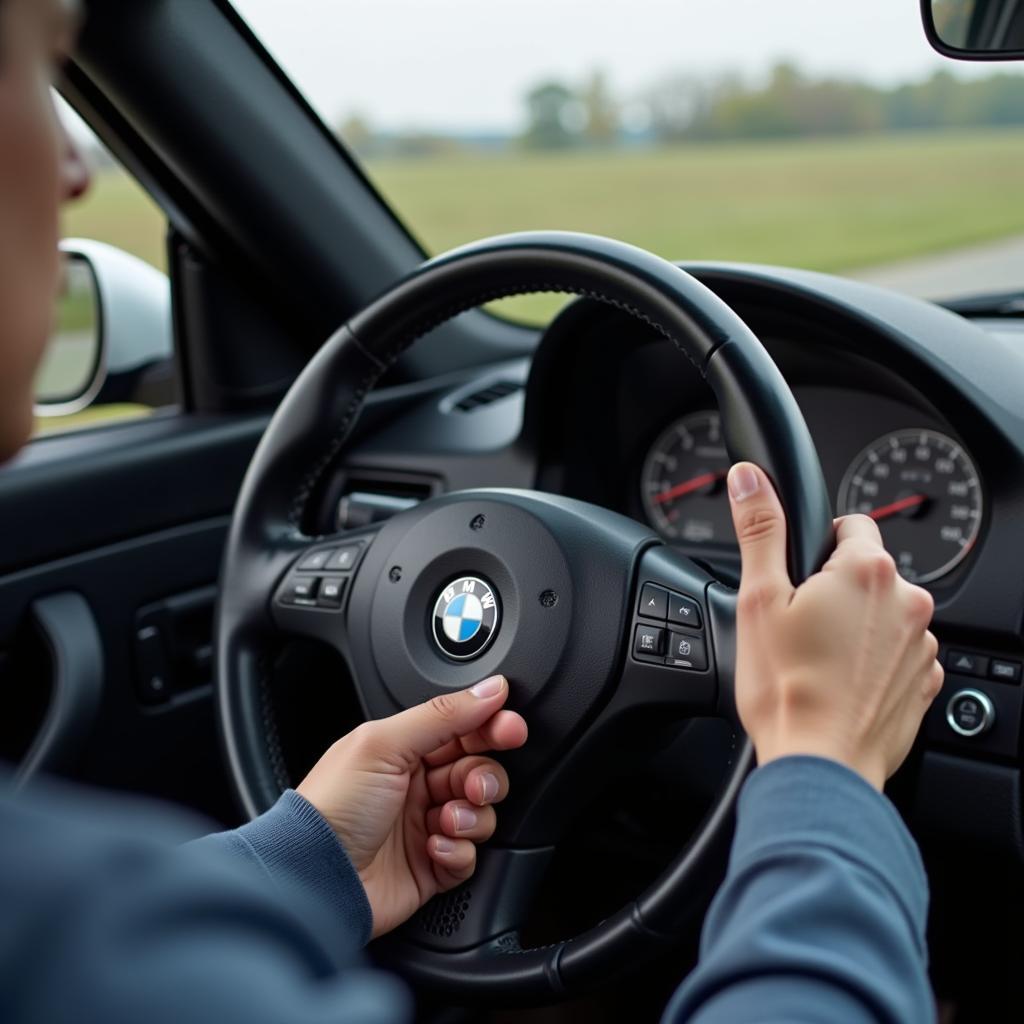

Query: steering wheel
left=215, top=232, right=833, bottom=1001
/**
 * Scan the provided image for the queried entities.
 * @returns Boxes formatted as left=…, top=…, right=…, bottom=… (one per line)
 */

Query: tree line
left=526, top=64, right=1024, bottom=148
left=340, top=63, right=1024, bottom=157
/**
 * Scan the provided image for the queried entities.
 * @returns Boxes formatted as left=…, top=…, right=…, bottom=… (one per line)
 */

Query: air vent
left=453, top=379, right=522, bottom=412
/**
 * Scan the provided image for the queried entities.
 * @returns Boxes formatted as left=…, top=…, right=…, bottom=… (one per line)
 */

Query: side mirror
left=922, top=0, right=1024, bottom=60
left=34, top=240, right=175, bottom=420
left=34, top=254, right=103, bottom=413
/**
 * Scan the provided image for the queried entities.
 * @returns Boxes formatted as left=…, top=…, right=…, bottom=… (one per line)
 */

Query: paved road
left=846, top=234, right=1024, bottom=299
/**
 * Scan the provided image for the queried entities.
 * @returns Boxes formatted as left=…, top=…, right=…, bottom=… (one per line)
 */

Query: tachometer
left=641, top=411, right=735, bottom=546
left=837, top=429, right=982, bottom=584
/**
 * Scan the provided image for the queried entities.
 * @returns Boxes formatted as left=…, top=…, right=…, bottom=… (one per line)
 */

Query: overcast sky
left=232, top=0, right=998, bottom=132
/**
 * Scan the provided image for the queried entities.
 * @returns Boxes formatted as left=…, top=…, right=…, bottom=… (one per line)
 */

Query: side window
left=33, top=100, right=177, bottom=438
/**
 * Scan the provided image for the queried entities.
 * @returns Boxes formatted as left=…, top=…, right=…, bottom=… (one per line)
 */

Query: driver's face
left=0, top=0, right=88, bottom=462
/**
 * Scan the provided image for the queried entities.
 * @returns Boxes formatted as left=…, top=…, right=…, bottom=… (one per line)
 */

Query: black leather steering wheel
left=215, top=232, right=833, bottom=1001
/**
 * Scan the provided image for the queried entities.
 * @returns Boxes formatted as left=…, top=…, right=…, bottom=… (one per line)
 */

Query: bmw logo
left=431, top=576, right=500, bottom=660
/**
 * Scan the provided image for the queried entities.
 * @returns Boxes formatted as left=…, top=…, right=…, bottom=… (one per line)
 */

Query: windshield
left=234, top=0, right=1024, bottom=322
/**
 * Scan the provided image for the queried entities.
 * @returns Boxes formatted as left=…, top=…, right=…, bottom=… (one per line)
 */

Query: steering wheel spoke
left=393, top=844, right=554, bottom=956
left=615, top=545, right=726, bottom=719
left=268, top=526, right=379, bottom=651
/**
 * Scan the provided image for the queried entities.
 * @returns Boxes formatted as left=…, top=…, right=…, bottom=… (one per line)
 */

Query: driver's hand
left=727, top=462, right=943, bottom=791
left=297, top=675, right=527, bottom=938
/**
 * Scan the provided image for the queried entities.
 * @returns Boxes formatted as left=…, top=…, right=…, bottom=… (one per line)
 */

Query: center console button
left=946, top=688, right=995, bottom=738
left=990, top=659, right=1021, bottom=684
left=946, top=650, right=989, bottom=678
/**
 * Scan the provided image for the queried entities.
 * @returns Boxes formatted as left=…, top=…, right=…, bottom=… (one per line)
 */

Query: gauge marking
left=837, top=428, right=982, bottom=584
left=640, top=411, right=734, bottom=546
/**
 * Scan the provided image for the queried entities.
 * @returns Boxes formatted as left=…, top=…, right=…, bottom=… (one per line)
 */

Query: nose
left=57, top=116, right=92, bottom=202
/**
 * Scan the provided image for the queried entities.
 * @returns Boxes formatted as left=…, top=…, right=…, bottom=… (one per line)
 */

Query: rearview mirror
left=922, top=0, right=1024, bottom=59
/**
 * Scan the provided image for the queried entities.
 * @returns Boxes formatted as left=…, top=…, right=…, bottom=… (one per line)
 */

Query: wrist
left=752, top=733, right=885, bottom=791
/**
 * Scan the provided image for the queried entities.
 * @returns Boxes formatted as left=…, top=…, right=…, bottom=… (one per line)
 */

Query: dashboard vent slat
left=453, top=379, right=521, bottom=412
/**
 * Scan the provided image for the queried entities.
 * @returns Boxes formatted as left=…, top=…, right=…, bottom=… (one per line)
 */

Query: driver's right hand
left=727, top=461, right=943, bottom=791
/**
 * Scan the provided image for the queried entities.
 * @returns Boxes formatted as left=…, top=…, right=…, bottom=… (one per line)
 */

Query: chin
left=0, top=402, right=34, bottom=466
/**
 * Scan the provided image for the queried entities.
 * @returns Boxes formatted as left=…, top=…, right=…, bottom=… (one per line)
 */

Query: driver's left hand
left=297, top=675, right=527, bottom=938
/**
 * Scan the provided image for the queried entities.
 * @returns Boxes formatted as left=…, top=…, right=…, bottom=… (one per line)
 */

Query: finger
left=422, top=710, right=528, bottom=767
left=426, top=755, right=508, bottom=806
left=727, top=462, right=793, bottom=607
left=903, top=584, right=935, bottom=629
left=922, top=659, right=944, bottom=702
left=464, top=760, right=507, bottom=805
left=431, top=800, right=497, bottom=842
left=476, top=710, right=529, bottom=751
left=428, top=836, right=477, bottom=889
left=369, top=675, right=510, bottom=763
left=833, top=513, right=884, bottom=549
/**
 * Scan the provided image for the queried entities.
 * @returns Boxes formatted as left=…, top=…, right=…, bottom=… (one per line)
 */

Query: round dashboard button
left=946, top=688, right=995, bottom=738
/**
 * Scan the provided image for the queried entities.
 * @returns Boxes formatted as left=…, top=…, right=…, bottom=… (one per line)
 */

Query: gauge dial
left=837, top=429, right=982, bottom=584
left=641, top=411, right=735, bottom=546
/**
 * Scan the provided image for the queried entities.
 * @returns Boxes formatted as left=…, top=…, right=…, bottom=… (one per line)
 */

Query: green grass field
left=61, top=127, right=1024, bottom=325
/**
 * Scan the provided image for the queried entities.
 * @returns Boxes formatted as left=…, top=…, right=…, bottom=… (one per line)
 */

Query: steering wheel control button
left=432, top=576, right=500, bottom=661
left=946, top=650, right=989, bottom=678
left=990, top=659, right=1021, bottom=684
left=317, top=577, right=346, bottom=609
left=298, top=549, right=334, bottom=571
left=325, top=543, right=364, bottom=573
left=946, top=689, right=995, bottom=738
left=667, top=593, right=702, bottom=629
left=278, top=574, right=319, bottom=606
left=666, top=631, right=708, bottom=671
left=634, top=624, right=666, bottom=658
left=638, top=583, right=668, bottom=619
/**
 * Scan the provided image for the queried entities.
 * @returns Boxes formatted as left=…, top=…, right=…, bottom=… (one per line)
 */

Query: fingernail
left=434, top=837, right=455, bottom=854
left=479, top=772, right=499, bottom=803
left=470, top=675, right=504, bottom=698
left=453, top=806, right=478, bottom=832
left=728, top=464, right=760, bottom=502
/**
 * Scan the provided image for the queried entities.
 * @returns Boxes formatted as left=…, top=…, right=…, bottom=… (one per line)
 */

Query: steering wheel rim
left=215, top=231, right=833, bottom=1001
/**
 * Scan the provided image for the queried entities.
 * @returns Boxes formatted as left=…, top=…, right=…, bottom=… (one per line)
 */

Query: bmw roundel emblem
left=432, top=576, right=500, bottom=660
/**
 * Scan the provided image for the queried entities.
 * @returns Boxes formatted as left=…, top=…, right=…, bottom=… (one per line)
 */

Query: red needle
left=868, top=494, right=927, bottom=522
left=654, top=470, right=725, bottom=505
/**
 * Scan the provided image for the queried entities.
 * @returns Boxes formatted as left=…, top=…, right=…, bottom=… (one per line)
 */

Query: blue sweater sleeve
left=0, top=780, right=411, bottom=1024
left=188, top=788, right=374, bottom=949
left=663, top=756, right=933, bottom=1024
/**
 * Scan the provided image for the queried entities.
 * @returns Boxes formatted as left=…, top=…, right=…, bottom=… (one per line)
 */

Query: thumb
left=727, top=463, right=793, bottom=604
left=369, top=675, right=510, bottom=763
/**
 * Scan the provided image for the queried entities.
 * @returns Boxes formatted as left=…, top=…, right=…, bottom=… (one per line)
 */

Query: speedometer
left=837, top=429, right=982, bottom=584
left=640, top=411, right=735, bottom=546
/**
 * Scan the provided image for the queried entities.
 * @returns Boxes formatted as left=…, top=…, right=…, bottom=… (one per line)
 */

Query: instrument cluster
left=640, top=411, right=983, bottom=585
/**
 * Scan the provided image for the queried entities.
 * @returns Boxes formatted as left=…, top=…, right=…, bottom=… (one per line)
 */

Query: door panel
left=0, top=416, right=266, bottom=824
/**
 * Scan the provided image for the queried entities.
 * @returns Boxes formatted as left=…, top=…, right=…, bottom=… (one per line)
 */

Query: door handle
left=16, top=592, right=104, bottom=786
